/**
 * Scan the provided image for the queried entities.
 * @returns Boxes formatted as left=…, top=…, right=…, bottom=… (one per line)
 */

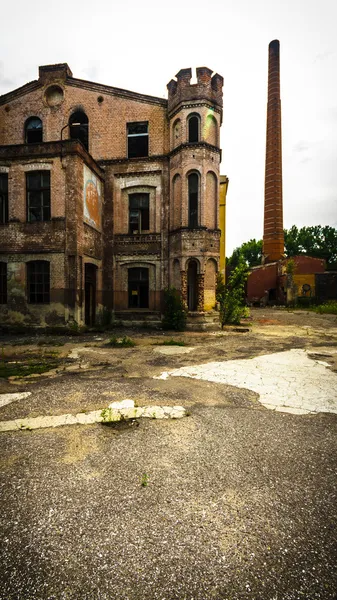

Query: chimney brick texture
left=263, top=40, right=284, bottom=263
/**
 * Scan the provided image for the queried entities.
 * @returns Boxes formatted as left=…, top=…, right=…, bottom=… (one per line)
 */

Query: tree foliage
left=227, top=239, right=263, bottom=269
left=162, top=287, right=187, bottom=331
left=284, top=225, right=337, bottom=269
left=216, top=258, right=249, bottom=326
left=227, top=226, right=337, bottom=270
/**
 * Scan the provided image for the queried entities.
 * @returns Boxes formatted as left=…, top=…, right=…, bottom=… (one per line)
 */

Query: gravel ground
left=0, top=308, right=337, bottom=600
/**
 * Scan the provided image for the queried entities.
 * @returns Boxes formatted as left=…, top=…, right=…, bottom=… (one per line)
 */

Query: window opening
left=69, top=111, right=89, bottom=151
left=26, top=171, right=51, bottom=222
left=128, top=267, right=149, bottom=308
left=0, top=173, right=8, bottom=224
left=129, top=193, right=149, bottom=233
left=0, top=263, right=7, bottom=304
left=127, top=122, right=148, bottom=158
left=188, top=173, right=199, bottom=228
left=25, top=117, right=43, bottom=144
left=27, top=261, right=50, bottom=304
left=188, top=115, right=199, bottom=143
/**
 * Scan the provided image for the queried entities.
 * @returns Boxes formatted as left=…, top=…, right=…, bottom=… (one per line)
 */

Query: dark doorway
left=85, top=263, right=97, bottom=326
left=128, top=268, right=149, bottom=308
left=187, top=261, right=198, bottom=311
left=269, top=288, right=277, bottom=303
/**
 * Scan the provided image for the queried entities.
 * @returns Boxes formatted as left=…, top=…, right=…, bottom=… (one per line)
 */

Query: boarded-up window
left=206, top=171, right=218, bottom=229
left=172, top=119, right=181, bottom=148
left=205, top=115, right=218, bottom=146
left=204, top=259, right=217, bottom=310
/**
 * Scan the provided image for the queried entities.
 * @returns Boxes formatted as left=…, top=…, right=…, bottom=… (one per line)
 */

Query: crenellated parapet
left=167, top=67, right=223, bottom=115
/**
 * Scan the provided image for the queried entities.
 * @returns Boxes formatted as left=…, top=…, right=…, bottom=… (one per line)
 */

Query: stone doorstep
left=0, top=402, right=187, bottom=433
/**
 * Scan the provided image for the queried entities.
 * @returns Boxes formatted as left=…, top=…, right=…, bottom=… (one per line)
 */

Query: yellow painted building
left=219, top=175, right=228, bottom=281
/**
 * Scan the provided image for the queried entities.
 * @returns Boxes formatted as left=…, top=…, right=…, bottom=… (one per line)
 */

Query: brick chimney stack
left=263, top=39, right=284, bottom=263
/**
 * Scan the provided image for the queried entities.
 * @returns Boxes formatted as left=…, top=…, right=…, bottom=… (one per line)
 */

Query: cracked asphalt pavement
left=0, top=308, right=336, bottom=599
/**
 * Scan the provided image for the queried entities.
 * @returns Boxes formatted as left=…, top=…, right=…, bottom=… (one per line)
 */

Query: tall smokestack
left=263, top=39, right=284, bottom=263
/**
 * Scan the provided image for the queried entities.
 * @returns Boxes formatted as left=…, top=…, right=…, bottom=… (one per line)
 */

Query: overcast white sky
left=1, top=0, right=336, bottom=254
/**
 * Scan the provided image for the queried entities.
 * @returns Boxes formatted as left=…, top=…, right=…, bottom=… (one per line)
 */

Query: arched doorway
left=85, top=263, right=97, bottom=326
left=187, top=261, right=198, bottom=311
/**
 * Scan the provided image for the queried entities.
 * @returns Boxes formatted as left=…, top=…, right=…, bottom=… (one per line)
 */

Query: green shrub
left=107, top=335, right=136, bottom=348
left=158, top=338, right=186, bottom=346
left=314, top=301, right=337, bottom=315
left=162, top=287, right=187, bottom=331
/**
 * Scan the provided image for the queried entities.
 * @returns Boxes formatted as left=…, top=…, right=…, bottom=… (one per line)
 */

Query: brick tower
left=167, top=68, right=223, bottom=312
left=263, top=39, right=284, bottom=263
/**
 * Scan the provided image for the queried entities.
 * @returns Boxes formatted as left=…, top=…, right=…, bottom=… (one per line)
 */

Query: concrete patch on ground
left=153, top=346, right=195, bottom=355
left=0, top=400, right=186, bottom=432
left=0, top=392, right=31, bottom=409
left=155, top=349, right=337, bottom=415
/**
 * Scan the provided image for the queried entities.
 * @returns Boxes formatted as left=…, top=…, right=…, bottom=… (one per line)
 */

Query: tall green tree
left=227, top=226, right=337, bottom=270
left=284, top=225, right=337, bottom=269
left=227, top=238, right=263, bottom=269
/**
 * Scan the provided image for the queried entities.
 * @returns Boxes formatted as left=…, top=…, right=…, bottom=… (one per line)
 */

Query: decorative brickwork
left=197, top=273, right=204, bottom=312
left=0, top=62, right=224, bottom=326
left=180, top=270, right=187, bottom=307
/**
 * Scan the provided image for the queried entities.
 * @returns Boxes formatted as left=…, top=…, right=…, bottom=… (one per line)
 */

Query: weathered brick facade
left=0, top=63, right=224, bottom=326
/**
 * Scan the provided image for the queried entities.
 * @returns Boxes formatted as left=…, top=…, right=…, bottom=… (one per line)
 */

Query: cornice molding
left=113, top=170, right=162, bottom=178
left=168, top=101, right=222, bottom=120
left=68, top=78, right=167, bottom=107
left=169, top=141, right=221, bottom=158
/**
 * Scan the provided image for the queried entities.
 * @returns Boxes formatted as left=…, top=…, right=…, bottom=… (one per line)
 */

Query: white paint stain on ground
left=153, top=346, right=196, bottom=355
left=154, top=349, right=337, bottom=415
left=0, top=392, right=31, bottom=409
left=0, top=400, right=186, bottom=433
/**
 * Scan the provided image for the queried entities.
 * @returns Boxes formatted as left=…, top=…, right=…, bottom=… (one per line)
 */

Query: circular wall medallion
left=45, top=85, right=64, bottom=107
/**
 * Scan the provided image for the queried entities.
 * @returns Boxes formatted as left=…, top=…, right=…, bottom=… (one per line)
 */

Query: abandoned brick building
left=0, top=63, right=226, bottom=327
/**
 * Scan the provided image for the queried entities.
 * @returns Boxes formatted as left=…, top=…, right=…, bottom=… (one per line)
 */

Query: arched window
left=69, top=111, right=89, bottom=152
left=25, top=117, right=43, bottom=144
left=187, top=114, right=200, bottom=143
left=188, top=172, right=199, bottom=228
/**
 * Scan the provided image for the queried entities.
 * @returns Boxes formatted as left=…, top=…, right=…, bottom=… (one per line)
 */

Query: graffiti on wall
left=83, top=165, right=102, bottom=230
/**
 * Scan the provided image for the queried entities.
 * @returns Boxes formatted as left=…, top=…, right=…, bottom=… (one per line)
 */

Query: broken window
left=25, top=117, right=43, bottom=144
left=69, top=111, right=89, bottom=152
left=27, top=261, right=50, bottom=304
left=127, top=122, right=148, bottom=158
left=0, top=173, right=8, bottom=224
left=129, top=193, right=150, bottom=233
left=128, top=267, right=149, bottom=308
left=0, top=262, right=7, bottom=304
left=26, top=171, right=51, bottom=222
left=188, top=172, right=199, bottom=228
left=188, top=115, right=200, bottom=143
